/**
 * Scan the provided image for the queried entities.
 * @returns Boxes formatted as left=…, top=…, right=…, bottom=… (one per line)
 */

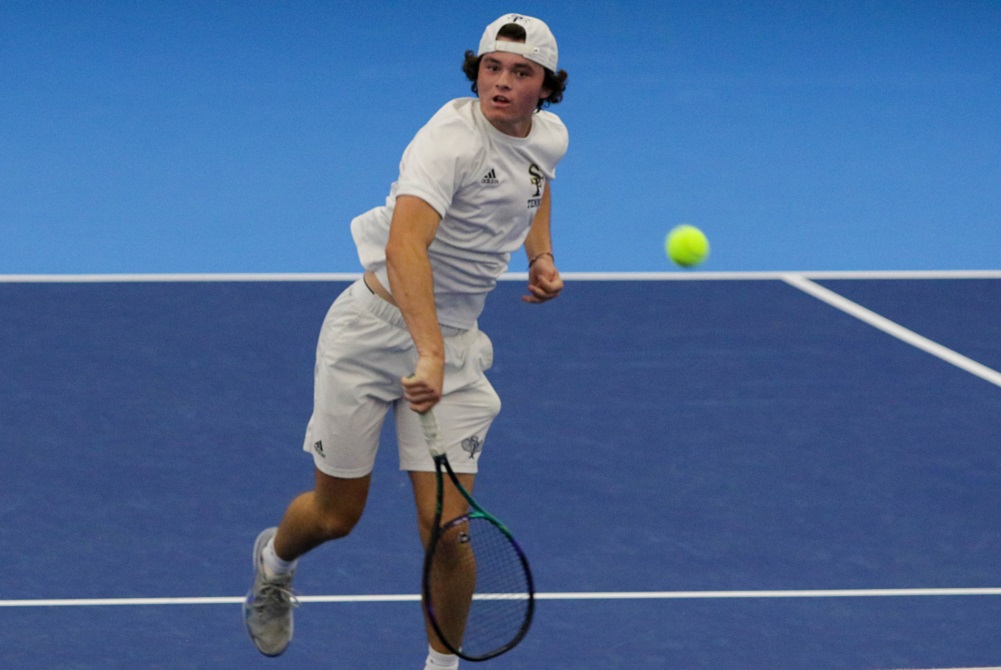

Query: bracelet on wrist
left=529, top=251, right=554, bottom=268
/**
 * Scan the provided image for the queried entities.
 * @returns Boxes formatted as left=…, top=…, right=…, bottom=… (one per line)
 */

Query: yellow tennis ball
left=665, top=225, right=710, bottom=267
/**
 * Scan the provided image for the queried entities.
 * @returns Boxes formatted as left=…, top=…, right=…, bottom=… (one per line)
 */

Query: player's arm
left=386, top=195, right=445, bottom=412
left=522, top=181, right=563, bottom=304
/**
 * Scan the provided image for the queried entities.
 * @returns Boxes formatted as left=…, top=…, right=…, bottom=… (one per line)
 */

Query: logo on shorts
left=313, top=440, right=325, bottom=458
left=461, top=436, right=482, bottom=459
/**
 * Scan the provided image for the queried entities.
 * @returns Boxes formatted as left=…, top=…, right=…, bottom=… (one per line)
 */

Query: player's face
left=477, top=48, right=551, bottom=138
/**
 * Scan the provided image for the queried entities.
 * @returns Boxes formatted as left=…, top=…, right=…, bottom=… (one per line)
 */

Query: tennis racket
left=417, top=409, right=535, bottom=661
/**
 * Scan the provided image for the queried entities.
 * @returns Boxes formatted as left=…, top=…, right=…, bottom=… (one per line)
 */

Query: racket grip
left=417, top=409, right=447, bottom=457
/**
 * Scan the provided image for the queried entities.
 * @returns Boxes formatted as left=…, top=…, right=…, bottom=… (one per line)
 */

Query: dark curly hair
left=461, top=23, right=568, bottom=110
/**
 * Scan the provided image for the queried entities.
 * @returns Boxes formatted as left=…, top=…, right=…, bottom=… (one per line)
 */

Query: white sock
left=424, top=646, right=459, bottom=669
left=261, top=537, right=297, bottom=578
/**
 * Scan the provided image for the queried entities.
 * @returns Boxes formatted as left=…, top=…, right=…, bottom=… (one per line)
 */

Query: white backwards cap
left=477, top=13, right=558, bottom=72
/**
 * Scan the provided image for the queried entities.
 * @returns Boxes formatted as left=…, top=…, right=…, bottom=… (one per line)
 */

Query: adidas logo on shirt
left=481, top=169, right=499, bottom=185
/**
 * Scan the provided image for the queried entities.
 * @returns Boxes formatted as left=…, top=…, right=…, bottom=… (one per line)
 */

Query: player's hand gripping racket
left=417, top=409, right=535, bottom=661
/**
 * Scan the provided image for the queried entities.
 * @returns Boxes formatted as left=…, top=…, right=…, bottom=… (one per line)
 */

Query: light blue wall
left=2, top=1, right=998, bottom=273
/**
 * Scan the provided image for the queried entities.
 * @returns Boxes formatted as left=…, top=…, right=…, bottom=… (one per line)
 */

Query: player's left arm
left=522, top=181, right=563, bottom=304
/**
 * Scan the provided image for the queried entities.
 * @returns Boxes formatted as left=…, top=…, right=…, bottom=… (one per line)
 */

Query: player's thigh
left=409, top=469, right=476, bottom=548
left=312, top=467, right=373, bottom=530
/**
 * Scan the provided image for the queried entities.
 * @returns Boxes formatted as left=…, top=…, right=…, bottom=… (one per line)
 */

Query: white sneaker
left=243, top=527, right=298, bottom=656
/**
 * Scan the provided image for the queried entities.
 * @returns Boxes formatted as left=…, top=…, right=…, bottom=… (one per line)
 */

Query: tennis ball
left=665, top=225, right=710, bottom=268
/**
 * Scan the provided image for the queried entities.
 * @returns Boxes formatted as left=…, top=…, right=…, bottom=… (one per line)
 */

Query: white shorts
left=302, top=279, right=501, bottom=477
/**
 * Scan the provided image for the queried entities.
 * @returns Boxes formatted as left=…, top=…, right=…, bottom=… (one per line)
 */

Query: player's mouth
left=492, top=95, right=511, bottom=106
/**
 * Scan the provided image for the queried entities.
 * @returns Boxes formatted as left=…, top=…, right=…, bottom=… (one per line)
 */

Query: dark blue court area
left=2, top=275, right=1000, bottom=669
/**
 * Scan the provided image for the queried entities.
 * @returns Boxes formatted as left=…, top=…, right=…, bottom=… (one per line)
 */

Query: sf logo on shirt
left=527, top=163, right=544, bottom=208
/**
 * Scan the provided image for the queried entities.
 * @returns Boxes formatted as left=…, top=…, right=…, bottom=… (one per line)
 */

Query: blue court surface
left=2, top=273, right=1001, bottom=669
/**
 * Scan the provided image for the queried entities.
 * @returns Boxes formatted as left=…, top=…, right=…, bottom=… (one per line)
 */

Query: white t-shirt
left=350, top=97, right=569, bottom=329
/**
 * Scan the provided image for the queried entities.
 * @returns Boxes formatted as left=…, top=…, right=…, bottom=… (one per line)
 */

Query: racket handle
left=417, top=409, right=447, bottom=457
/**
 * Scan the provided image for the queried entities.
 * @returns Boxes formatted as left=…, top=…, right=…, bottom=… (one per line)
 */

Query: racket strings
left=427, top=516, right=532, bottom=659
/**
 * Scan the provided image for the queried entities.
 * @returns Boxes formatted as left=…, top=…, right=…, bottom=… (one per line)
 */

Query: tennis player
left=244, top=13, right=569, bottom=669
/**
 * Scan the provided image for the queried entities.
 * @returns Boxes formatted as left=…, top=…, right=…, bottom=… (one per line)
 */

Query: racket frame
left=418, top=411, right=535, bottom=661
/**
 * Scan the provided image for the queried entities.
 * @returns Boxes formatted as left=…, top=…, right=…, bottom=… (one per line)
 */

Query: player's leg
left=244, top=411, right=384, bottom=655
left=410, top=469, right=474, bottom=551
left=410, top=468, right=476, bottom=659
left=244, top=469, right=372, bottom=657
left=274, top=468, right=372, bottom=559
left=400, top=362, right=500, bottom=553
left=273, top=277, right=408, bottom=559
left=398, top=343, right=502, bottom=667
left=245, top=279, right=400, bottom=656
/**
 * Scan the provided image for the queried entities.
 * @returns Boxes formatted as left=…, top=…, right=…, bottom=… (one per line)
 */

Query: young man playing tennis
left=244, top=13, right=568, bottom=669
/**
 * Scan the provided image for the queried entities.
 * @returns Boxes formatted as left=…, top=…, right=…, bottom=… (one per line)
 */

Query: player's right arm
left=386, top=195, right=445, bottom=413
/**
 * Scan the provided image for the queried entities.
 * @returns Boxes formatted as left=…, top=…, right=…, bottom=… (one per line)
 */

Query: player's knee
left=311, top=470, right=370, bottom=540
left=313, top=496, right=365, bottom=540
left=316, top=511, right=360, bottom=541
left=416, top=508, right=458, bottom=549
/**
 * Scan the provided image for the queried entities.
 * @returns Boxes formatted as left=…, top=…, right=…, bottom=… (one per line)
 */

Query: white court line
left=3, top=587, right=1001, bottom=608
left=782, top=274, right=1001, bottom=389
left=0, top=272, right=363, bottom=283
left=3, top=270, right=1001, bottom=283
left=555, top=270, right=1001, bottom=282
